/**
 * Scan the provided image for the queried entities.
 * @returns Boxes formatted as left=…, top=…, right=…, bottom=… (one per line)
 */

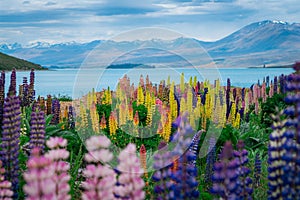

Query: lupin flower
left=254, top=153, right=261, bottom=187
left=68, top=105, right=75, bottom=129
left=29, top=110, right=45, bottom=152
left=45, top=137, right=71, bottom=200
left=0, top=160, right=13, bottom=200
left=268, top=63, right=300, bottom=199
left=0, top=94, right=21, bottom=197
left=23, top=148, right=56, bottom=199
left=46, top=95, right=52, bottom=115
left=100, top=114, right=107, bottom=129
left=115, top=143, right=145, bottom=200
left=152, top=141, right=173, bottom=200
left=7, top=69, right=16, bottom=96
left=205, top=137, right=217, bottom=185
left=21, top=77, right=29, bottom=107
left=51, top=99, right=60, bottom=124
left=233, top=140, right=253, bottom=199
left=211, top=141, right=239, bottom=199
left=268, top=110, right=286, bottom=200
left=82, top=135, right=117, bottom=200
left=140, top=144, right=148, bottom=178
left=29, top=69, right=35, bottom=103
left=269, top=62, right=300, bottom=199
left=0, top=71, right=5, bottom=128
left=273, top=76, right=278, bottom=94
left=279, top=74, right=286, bottom=94
left=167, top=114, right=200, bottom=199
left=226, top=78, right=231, bottom=119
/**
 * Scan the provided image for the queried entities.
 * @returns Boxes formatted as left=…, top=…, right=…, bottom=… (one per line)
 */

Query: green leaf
left=45, top=114, right=53, bottom=126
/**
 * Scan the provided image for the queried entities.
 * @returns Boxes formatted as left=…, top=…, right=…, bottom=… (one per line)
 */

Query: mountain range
left=0, top=20, right=299, bottom=68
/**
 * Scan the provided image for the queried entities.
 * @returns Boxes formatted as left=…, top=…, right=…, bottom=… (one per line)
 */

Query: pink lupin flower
left=82, top=135, right=117, bottom=200
left=45, top=137, right=71, bottom=200
left=0, top=160, right=13, bottom=200
left=23, top=148, right=56, bottom=200
left=115, top=143, right=145, bottom=200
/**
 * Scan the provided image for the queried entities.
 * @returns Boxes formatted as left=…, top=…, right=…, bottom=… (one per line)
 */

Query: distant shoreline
left=249, top=64, right=293, bottom=69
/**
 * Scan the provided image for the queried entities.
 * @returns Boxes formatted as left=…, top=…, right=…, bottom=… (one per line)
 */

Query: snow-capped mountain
left=1, top=20, right=299, bottom=68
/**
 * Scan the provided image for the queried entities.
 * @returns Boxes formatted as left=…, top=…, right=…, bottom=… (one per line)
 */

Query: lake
left=4, top=67, right=294, bottom=98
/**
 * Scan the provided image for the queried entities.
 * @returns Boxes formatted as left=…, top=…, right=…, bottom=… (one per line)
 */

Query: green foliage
left=96, top=103, right=111, bottom=122
left=55, top=95, right=72, bottom=102
left=132, top=101, right=148, bottom=126
left=260, top=93, right=286, bottom=131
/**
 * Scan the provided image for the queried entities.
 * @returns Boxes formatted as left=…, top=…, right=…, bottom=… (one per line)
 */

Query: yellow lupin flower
left=77, top=102, right=88, bottom=130
left=180, top=72, right=185, bottom=93
left=137, top=85, right=144, bottom=105
left=193, top=76, right=197, bottom=88
left=90, top=102, right=100, bottom=133
left=118, top=102, right=126, bottom=126
left=109, top=112, right=117, bottom=137
left=187, top=87, right=193, bottom=115
left=179, top=97, right=186, bottom=115
left=163, top=112, right=172, bottom=142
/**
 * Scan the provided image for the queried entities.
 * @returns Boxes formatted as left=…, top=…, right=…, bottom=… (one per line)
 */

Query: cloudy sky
left=0, top=0, right=299, bottom=45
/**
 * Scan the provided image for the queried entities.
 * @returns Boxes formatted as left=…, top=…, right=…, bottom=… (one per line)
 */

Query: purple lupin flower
left=28, top=69, right=35, bottom=104
left=0, top=71, right=5, bottom=128
left=29, top=109, right=45, bottom=153
left=68, top=106, right=75, bottom=129
left=273, top=76, right=278, bottom=94
left=205, top=137, right=217, bottom=185
left=23, top=148, right=56, bottom=199
left=152, top=142, right=173, bottom=200
left=268, top=111, right=286, bottom=199
left=45, top=137, right=71, bottom=200
left=254, top=153, right=261, bottom=187
left=279, top=74, right=286, bottom=94
left=167, top=114, right=200, bottom=199
left=233, top=140, right=253, bottom=199
left=0, top=94, right=21, bottom=197
left=46, top=95, right=52, bottom=115
left=7, top=69, right=16, bottom=97
left=211, top=141, right=239, bottom=199
left=0, top=160, right=13, bottom=200
left=268, top=63, right=300, bottom=199
left=277, top=63, right=300, bottom=199
left=20, top=77, right=29, bottom=107
left=51, top=99, right=60, bottom=124
left=226, top=78, right=231, bottom=119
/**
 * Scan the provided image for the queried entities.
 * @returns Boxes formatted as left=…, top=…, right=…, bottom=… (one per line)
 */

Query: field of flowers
left=0, top=63, right=299, bottom=199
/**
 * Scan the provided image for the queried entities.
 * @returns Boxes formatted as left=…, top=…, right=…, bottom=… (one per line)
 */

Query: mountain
left=1, top=20, right=299, bottom=68
left=0, top=52, right=46, bottom=70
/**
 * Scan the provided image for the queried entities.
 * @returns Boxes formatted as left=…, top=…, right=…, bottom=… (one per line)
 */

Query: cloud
left=0, top=0, right=299, bottom=44
left=45, top=2, right=57, bottom=6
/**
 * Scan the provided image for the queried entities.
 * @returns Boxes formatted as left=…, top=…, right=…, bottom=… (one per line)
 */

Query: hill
left=0, top=52, right=46, bottom=70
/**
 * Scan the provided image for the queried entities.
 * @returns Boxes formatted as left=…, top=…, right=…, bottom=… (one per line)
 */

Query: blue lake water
left=4, top=67, right=294, bottom=98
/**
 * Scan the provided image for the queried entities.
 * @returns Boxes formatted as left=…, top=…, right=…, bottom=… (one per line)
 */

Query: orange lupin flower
left=139, top=144, right=148, bottom=178
left=171, top=158, right=179, bottom=172
left=128, top=104, right=133, bottom=121
left=100, top=114, right=107, bottom=129
left=133, top=111, right=139, bottom=126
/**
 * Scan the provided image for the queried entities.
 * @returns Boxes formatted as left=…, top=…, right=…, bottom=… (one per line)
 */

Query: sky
left=0, top=0, right=299, bottom=45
